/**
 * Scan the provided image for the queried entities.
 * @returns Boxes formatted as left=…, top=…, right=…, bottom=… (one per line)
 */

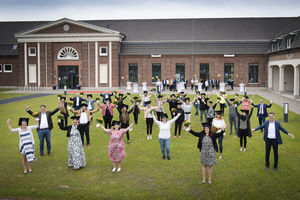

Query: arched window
left=57, top=46, right=79, bottom=60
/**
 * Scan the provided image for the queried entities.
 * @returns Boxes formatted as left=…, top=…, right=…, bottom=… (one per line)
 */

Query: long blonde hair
left=60, top=101, right=67, bottom=114
left=121, top=107, right=129, bottom=124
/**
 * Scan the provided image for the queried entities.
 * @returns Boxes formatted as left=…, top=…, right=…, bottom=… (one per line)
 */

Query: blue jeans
left=194, top=103, right=199, bottom=116
left=38, top=129, right=51, bottom=155
left=159, top=138, right=170, bottom=157
left=218, top=134, right=224, bottom=154
left=200, top=109, right=207, bottom=122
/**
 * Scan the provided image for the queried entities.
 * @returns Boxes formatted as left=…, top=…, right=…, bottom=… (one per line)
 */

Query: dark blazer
left=189, top=130, right=225, bottom=152
left=100, top=93, right=113, bottom=103
left=236, top=107, right=253, bottom=137
left=70, top=96, right=84, bottom=109
left=27, top=107, right=60, bottom=131
left=255, top=120, right=289, bottom=144
left=58, top=120, right=84, bottom=137
left=251, top=103, right=272, bottom=117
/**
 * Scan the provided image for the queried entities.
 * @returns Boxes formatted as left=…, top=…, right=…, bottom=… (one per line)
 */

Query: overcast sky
left=0, top=0, right=299, bottom=21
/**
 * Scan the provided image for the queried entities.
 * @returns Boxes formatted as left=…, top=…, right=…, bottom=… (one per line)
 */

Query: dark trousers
left=258, top=115, right=266, bottom=131
left=63, top=115, right=68, bottom=127
left=229, top=115, right=237, bottom=135
left=170, top=109, right=176, bottom=118
left=146, top=118, right=154, bottom=135
left=80, top=123, right=90, bottom=145
left=121, top=123, right=130, bottom=141
left=174, top=121, right=183, bottom=136
left=240, top=135, right=247, bottom=148
left=104, top=115, right=113, bottom=129
left=265, top=138, right=278, bottom=168
left=218, top=134, right=224, bottom=153
left=207, top=118, right=213, bottom=126
left=220, top=103, right=226, bottom=114
left=156, top=111, right=163, bottom=121
left=133, top=112, right=139, bottom=124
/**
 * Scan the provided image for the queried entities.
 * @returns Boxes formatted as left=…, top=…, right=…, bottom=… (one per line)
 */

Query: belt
left=185, top=112, right=191, bottom=114
left=39, top=128, right=49, bottom=130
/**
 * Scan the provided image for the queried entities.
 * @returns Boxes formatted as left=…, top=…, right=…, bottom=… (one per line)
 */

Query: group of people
left=6, top=90, right=294, bottom=185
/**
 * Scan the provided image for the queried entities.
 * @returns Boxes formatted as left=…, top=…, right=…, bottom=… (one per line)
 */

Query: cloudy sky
left=0, top=0, right=299, bottom=21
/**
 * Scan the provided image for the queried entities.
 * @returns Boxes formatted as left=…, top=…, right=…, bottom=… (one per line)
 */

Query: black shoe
left=48, top=153, right=51, bottom=156
left=162, top=155, right=165, bottom=160
left=40, top=154, right=44, bottom=157
left=167, top=156, right=171, bottom=160
left=273, top=167, right=277, bottom=172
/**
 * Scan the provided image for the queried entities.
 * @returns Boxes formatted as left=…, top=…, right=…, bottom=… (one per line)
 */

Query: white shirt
left=87, top=101, right=92, bottom=110
left=153, top=115, right=179, bottom=139
left=166, top=80, right=169, bottom=84
left=76, top=97, right=80, bottom=106
left=182, top=103, right=193, bottom=113
left=259, top=104, right=264, bottom=114
left=268, top=122, right=276, bottom=139
left=79, top=112, right=89, bottom=124
left=39, top=113, right=49, bottom=129
left=212, top=119, right=226, bottom=133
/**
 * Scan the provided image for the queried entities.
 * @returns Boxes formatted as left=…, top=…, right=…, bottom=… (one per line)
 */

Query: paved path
left=0, top=94, right=53, bottom=105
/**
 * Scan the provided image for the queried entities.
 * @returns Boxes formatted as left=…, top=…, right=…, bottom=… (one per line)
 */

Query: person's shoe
left=149, top=135, right=152, bottom=139
left=240, top=147, right=243, bottom=152
left=167, top=156, right=171, bottom=160
left=87, top=144, right=91, bottom=147
left=28, top=169, right=32, bottom=173
left=112, top=168, right=117, bottom=172
left=162, top=155, right=165, bottom=160
left=243, top=148, right=246, bottom=152
left=265, top=167, right=269, bottom=170
left=24, top=170, right=27, bottom=175
left=147, top=135, right=149, bottom=140
left=202, top=180, right=206, bottom=184
left=40, top=154, right=43, bottom=157
left=219, top=155, right=222, bottom=159
left=173, top=136, right=176, bottom=138
left=273, top=167, right=277, bottom=172
left=48, top=153, right=51, bottom=156
left=208, top=180, right=212, bottom=184
left=230, top=132, right=232, bottom=135
left=127, top=140, right=130, bottom=144
left=178, top=136, right=181, bottom=138
left=117, top=168, right=121, bottom=172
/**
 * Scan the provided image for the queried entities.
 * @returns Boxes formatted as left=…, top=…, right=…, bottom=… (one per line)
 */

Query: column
left=279, top=65, right=285, bottom=93
left=95, top=42, right=98, bottom=88
left=37, top=42, right=41, bottom=88
left=268, top=64, right=272, bottom=89
left=109, top=41, right=112, bottom=88
left=294, top=66, right=300, bottom=98
left=24, top=43, right=27, bottom=87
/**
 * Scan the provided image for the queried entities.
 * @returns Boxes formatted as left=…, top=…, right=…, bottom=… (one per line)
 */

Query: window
left=4, top=64, right=12, bottom=72
left=224, top=63, right=234, bottom=83
left=176, top=63, right=185, bottom=82
left=100, top=47, right=108, bottom=56
left=248, top=64, right=258, bottom=83
left=28, top=64, right=37, bottom=83
left=57, top=46, right=79, bottom=60
left=0, top=64, right=2, bottom=72
left=277, top=39, right=283, bottom=50
left=152, top=63, right=161, bottom=82
left=200, top=63, right=209, bottom=80
left=12, top=44, right=18, bottom=50
left=99, top=64, right=108, bottom=83
left=28, top=47, right=36, bottom=56
left=272, top=42, right=277, bottom=52
left=286, top=35, right=295, bottom=49
left=128, top=64, right=138, bottom=82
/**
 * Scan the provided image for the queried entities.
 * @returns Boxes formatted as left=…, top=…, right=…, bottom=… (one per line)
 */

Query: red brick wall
left=0, top=55, right=19, bottom=86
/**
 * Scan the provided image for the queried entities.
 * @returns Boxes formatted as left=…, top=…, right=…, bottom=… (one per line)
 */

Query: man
left=69, top=93, right=84, bottom=111
left=252, top=112, right=294, bottom=171
left=216, top=79, right=220, bottom=90
left=252, top=98, right=272, bottom=132
left=25, top=104, right=60, bottom=156
left=199, top=93, right=210, bottom=122
left=174, top=101, right=185, bottom=138
left=156, top=79, right=162, bottom=96
left=162, top=79, right=166, bottom=91
left=100, top=92, right=113, bottom=104
left=225, top=98, right=241, bottom=135
left=69, top=102, right=99, bottom=146
left=167, top=94, right=177, bottom=118
left=84, top=94, right=98, bottom=111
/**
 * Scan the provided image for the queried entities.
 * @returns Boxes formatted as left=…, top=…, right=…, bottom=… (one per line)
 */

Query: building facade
left=0, top=17, right=299, bottom=97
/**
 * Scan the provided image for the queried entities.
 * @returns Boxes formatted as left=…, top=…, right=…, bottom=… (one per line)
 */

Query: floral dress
left=200, top=136, right=216, bottom=166
left=68, top=126, right=86, bottom=169
left=108, top=129, right=126, bottom=162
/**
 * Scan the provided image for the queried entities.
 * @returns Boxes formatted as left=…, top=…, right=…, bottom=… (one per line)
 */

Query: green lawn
left=0, top=93, right=299, bottom=200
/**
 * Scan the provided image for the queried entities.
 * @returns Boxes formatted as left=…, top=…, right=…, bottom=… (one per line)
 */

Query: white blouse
left=212, top=119, right=226, bottom=133
left=153, top=115, right=179, bottom=139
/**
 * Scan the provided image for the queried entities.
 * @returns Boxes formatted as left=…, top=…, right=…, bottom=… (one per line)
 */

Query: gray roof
left=0, top=17, right=299, bottom=55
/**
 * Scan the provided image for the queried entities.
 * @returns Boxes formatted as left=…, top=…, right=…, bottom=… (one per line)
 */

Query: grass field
left=0, top=92, right=299, bottom=200
left=0, top=89, right=34, bottom=100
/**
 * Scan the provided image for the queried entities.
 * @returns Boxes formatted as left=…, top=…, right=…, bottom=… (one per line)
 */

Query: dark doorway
left=58, top=66, right=79, bottom=89
left=200, top=63, right=209, bottom=81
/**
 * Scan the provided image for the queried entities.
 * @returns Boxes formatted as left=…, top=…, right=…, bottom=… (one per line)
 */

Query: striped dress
left=11, top=125, right=37, bottom=162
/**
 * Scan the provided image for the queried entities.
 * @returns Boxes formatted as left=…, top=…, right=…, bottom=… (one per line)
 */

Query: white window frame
left=99, top=64, right=108, bottom=83
left=99, top=47, right=108, bottom=56
left=28, top=64, right=37, bottom=83
left=28, top=47, right=36, bottom=56
left=0, top=64, right=2, bottom=72
left=4, top=64, right=12, bottom=73
left=287, top=37, right=292, bottom=49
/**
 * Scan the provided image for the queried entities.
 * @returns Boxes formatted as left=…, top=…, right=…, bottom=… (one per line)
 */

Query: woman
left=167, top=94, right=178, bottom=118
left=129, top=96, right=140, bottom=124
left=58, top=116, right=86, bottom=170
left=155, top=94, right=167, bottom=121
left=238, top=95, right=252, bottom=114
left=139, top=100, right=160, bottom=140
left=179, top=96, right=197, bottom=122
left=206, top=100, right=219, bottom=125
left=98, top=120, right=134, bottom=172
left=212, top=111, right=227, bottom=159
left=98, top=98, right=116, bottom=129
left=235, top=105, right=254, bottom=151
left=153, top=113, right=180, bottom=160
left=120, top=104, right=133, bottom=143
left=7, top=118, right=38, bottom=174
left=187, top=122, right=224, bottom=184
left=217, top=92, right=227, bottom=115
left=59, top=96, right=69, bottom=126
left=140, top=91, right=152, bottom=107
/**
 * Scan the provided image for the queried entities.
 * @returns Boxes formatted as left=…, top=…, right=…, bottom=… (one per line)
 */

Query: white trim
left=24, top=43, right=27, bottom=86
left=99, top=64, right=108, bottom=83
left=0, top=64, right=2, bottom=72
left=28, top=64, right=37, bottom=83
left=3, top=64, right=13, bottom=73
left=57, top=46, right=79, bottom=60
left=294, top=66, right=299, bottom=96
left=37, top=43, right=40, bottom=87
left=279, top=65, right=284, bottom=92
left=88, top=42, right=90, bottom=87
left=122, top=39, right=271, bottom=43
left=95, top=42, right=98, bottom=88
left=269, top=59, right=300, bottom=68
left=99, top=46, right=108, bottom=56
left=109, top=41, right=112, bottom=88
left=45, top=43, right=48, bottom=87
left=28, top=47, right=36, bottom=56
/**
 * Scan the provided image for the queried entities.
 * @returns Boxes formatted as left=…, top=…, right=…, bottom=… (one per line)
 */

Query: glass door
left=58, top=66, right=79, bottom=89
left=200, top=63, right=209, bottom=81
left=224, top=63, right=234, bottom=83
left=176, top=63, right=185, bottom=82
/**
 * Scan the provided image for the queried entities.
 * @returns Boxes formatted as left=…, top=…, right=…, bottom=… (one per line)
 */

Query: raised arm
left=25, top=105, right=34, bottom=116
left=190, top=95, right=198, bottom=104
left=225, top=98, right=231, bottom=107
left=189, top=129, right=202, bottom=137
left=248, top=107, right=254, bottom=118
left=278, top=122, right=289, bottom=135
left=251, top=102, right=258, bottom=107
left=213, top=101, right=219, bottom=109
left=235, top=106, right=240, bottom=118
left=58, top=120, right=69, bottom=130
left=169, top=113, right=180, bottom=125
left=123, top=123, right=134, bottom=133
left=99, top=124, right=110, bottom=133
left=50, top=107, right=60, bottom=116
left=89, top=108, right=100, bottom=114
left=266, top=101, right=272, bottom=108
left=7, top=119, right=13, bottom=132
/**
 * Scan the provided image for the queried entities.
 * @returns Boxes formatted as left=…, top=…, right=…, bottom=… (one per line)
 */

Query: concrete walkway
left=0, top=93, right=52, bottom=105
left=2, top=87, right=300, bottom=114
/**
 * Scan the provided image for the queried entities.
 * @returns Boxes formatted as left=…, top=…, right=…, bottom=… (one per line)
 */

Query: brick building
left=0, top=17, right=299, bottom=97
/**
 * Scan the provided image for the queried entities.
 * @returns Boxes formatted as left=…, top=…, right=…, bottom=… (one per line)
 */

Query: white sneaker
left=117, top=168, right=121, bottom=172
left=243, top=148, right=246, bottom=152
left=240, top=147, right=243, bottom=151
left=112, top=168, right=117, bottom=172
left=150, top=135, right=152, bottom=139
left=147, top=135, right=149, bottom=140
